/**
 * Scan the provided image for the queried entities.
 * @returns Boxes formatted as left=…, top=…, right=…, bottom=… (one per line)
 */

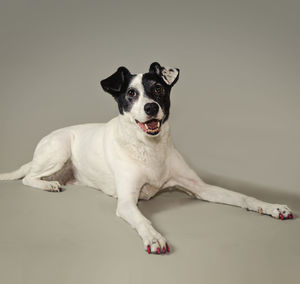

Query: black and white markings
left=101, top=62, right=180, bottom=136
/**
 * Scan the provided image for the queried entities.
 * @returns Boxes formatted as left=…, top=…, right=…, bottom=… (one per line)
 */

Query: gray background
left=0, top=1, right=299, bottom=284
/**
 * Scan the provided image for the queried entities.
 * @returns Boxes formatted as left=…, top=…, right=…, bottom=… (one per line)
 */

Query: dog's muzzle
left=135, top=119, right=161, bottom=136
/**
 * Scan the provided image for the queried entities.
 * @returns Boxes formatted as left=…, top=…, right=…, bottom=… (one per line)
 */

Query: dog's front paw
left=263, top=204, right=294, bottom=220
left=138, top=221, right=170, bottom=254
left=144, top=236, right=169, bottom=255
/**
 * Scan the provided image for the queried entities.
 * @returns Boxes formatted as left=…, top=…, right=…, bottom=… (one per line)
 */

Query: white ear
left=161, top=67, right=179, bottom=85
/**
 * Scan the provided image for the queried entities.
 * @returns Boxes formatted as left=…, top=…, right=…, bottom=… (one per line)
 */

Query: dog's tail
left=0, top=162, right=32, bottom=180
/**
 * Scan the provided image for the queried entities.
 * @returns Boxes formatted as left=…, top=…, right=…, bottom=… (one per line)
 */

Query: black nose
left=144, top=103, right=159, bottom=116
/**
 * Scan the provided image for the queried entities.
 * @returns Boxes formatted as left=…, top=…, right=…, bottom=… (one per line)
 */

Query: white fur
left=0, top=73, right=293, bottom=254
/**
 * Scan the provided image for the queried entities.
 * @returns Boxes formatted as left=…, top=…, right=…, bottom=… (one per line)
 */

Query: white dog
left=0, top=62, right=293, bottom=254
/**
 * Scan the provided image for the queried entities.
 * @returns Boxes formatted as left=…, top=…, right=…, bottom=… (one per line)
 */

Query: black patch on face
left=144, top=62, right=179, bottom=122
left=100, top=62, right=179, bottom=118
left=142, top=72, right=172, bottom=123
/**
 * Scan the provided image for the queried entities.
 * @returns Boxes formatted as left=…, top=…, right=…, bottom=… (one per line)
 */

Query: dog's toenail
left=166, top=243, right=170, bottom=252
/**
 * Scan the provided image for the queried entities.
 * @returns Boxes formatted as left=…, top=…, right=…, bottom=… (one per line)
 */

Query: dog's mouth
left=135, top=119, right=161, bottom=136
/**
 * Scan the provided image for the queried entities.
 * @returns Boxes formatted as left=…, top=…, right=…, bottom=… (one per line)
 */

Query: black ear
left=100, top=66, right=131, bottom=98
left=149, top=62, right=180, bottom=87
left=149, top=62, right=163, bottom=75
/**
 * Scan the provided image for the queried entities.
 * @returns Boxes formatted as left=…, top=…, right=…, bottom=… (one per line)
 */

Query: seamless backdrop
left=0, top=1, right=299, bottom=284
left=1, top=0, right=299, bottom=193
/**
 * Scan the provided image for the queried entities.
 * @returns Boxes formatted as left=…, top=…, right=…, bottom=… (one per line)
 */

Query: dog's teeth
left=145, top=124, right=148, bottom=130
left=158, top=121, right=160, bottom=128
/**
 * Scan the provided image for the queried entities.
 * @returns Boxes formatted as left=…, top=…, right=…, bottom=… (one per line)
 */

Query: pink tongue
left=147, top=120, right=158, bottom=130
left=138, top=122, right=147, bottom=132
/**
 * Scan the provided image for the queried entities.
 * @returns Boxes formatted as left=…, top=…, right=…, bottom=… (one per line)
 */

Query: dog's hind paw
left=45, top=181, right=62, bottom=192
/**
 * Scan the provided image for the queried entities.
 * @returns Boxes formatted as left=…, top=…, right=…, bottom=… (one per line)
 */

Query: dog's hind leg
left=22, top=130, right=72, bottom=192
left=23, top=175, right=62, bottom=192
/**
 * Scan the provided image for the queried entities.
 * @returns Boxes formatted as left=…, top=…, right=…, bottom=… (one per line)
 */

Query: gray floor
left=0, top=181, right=299, bottom=284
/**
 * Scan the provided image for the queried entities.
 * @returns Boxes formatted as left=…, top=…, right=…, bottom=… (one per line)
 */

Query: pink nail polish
left=166, top=243, right=170, bottom=252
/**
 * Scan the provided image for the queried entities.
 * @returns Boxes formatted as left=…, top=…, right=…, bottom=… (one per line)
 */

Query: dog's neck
left=115, top=114, right=172, bottom=163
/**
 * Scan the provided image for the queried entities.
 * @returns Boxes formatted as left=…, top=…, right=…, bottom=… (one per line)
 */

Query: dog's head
left=100, top=62, right=179, bottom=137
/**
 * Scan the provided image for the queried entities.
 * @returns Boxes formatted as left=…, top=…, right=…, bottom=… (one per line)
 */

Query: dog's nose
left=144, top=103, right=159, bottom=116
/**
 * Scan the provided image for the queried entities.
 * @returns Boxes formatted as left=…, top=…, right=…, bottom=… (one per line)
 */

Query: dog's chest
left=118, top=126, right=172, bottom=199
left=138, top=160, right=170, bottom=200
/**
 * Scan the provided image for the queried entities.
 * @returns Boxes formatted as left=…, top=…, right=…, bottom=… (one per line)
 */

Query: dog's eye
left=127, top=89, right=136, bottom=97
left=154, top=85, right=162, bottom=94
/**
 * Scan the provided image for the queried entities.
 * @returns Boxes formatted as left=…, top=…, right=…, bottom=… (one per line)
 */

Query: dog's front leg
left=115, top=177, right=169, bottom=254
left=165, top=149, right=293, bottom=220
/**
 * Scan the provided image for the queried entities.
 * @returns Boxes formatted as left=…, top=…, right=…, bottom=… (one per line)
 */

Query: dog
left=0, top=62, right=293, bottom=254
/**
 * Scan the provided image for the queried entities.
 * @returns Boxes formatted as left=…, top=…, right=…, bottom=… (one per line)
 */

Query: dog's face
left=100, top=62, right=179, bottom=137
